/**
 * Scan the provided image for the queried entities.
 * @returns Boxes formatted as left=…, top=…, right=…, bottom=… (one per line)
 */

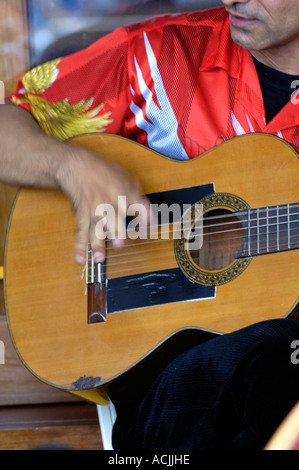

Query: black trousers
left=111, top=319, right=299, bottom=450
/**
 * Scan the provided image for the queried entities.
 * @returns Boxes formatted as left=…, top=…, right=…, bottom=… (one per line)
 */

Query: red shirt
left=9, top=6, right=299, bottom=158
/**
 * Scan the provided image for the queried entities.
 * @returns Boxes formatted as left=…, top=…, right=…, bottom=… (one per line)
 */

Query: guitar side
left=4, top=133, right=299, bottom=401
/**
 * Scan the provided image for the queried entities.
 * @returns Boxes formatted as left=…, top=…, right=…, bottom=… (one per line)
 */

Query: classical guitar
left=4, top=133, right=299, bottom=403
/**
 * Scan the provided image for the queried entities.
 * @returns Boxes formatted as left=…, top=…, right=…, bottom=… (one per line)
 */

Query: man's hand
left=56, top=145, right=150, bottom=265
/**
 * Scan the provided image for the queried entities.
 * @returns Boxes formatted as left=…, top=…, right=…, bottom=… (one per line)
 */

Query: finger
left=113, top=194, right=127, bottom=249
left=90, top=214, right=107, bottom=263
left=74, top=210, right=90, bottom=265
left=105, top=212, right=126, bottom=251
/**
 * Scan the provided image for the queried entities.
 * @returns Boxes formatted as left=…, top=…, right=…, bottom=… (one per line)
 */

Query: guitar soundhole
left=190, top=208, right=243, bottom=271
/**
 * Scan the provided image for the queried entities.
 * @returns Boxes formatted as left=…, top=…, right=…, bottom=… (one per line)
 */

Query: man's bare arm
left=0, top=101, right=67, bottom=188
left=0, top=102, right=149, bottom=264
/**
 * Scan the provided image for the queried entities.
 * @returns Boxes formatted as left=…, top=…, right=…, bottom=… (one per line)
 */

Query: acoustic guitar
left=4, top=133, right=299, bottom=404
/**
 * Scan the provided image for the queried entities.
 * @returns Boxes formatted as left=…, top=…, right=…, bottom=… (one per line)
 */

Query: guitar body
left=4, top=133, right=299, bottom=401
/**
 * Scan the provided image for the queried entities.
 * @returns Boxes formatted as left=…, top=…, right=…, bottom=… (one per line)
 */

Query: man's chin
left=230, top=26, right=258, bottom=51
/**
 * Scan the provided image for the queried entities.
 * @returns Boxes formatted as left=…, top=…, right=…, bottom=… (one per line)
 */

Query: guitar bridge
left=86, top=245, right=107, bottom=324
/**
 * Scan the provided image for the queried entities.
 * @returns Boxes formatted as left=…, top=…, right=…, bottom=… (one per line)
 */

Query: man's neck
left=251, top=43, right=299, bottom=75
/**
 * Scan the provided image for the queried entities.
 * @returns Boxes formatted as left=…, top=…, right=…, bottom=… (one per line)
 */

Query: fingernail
left=75, top=254, right=85, bottom=265
left=94, top=251, right=105, bottom=263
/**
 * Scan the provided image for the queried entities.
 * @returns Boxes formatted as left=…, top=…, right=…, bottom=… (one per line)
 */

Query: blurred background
left=27, top=0, right=222, bottom=65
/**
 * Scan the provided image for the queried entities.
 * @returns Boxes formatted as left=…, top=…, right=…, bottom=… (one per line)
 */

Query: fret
left=268, top=206, right=278, bottom=254
left=245, top=208, right=262, bottom=257
left=290, top=203, right=299, bottom=250
left=266, top=206, right=269, bottom=253
left=287, top=204, right=290, bottom=250
left=277, top=204, right=289, bottom=252
left=248, top=210, right=251, bottom=256
left=266, top=207, right=270, bottom=253
left=257, top=207, right=268, bottom=254
left=277, top=205, right=279, bottom=251
left=257, top=208, right=260, bottom=255
left=250, top=209, right=258, bottom=256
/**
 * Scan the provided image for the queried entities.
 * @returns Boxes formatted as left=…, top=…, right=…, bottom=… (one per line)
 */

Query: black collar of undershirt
left=252, top=55, right=299, bottom=123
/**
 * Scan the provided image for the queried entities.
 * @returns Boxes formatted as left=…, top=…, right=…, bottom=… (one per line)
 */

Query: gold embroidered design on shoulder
left=17, top=95, right=113, bottom=140
left=22, top=58, right=61, bottom=93
left=12, top=58, right=113, bottom=140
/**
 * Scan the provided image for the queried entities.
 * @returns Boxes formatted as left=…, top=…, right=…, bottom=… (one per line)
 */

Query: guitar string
left=181, top=203, right=299, bottom=222
left=105, top=208, right=299, bottom=238
left=100, top=217, right=299, bottom=253
left=87, top=229, right=299, bottom=266
left=95, top=203, right=299, bottom=241
left=105, top=227, right=299, bottom=258
left=96, top=218, right=299, bottom=255
left=103, top=245, right=299, bottom=277
left=135, top=203, right=299, bottom=227
left=86, top=244, right=299, bottom=278
left=105, top=230, right=298, bottom=263
left=86, top=250, right=239, bottom=278
left=104, top=205, right=299, bottom=238
left=143, top=203, right=299, bottom=228
left=188, top=208, right=299, bottom=232
left=88, top=199, right=299, bottom=276
left=121, top=211, right=299, bottom=238
left=89, top=239, right=299, bottom=278
left=86, top=227, right=299, bottom=278
left=86, top=205, right=299, bottom=275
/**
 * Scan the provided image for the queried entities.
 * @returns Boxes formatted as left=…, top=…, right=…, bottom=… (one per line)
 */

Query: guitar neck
left=238, top=202, right=299, bottom=258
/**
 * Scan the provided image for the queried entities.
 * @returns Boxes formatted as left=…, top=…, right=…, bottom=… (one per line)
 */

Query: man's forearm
left=0, top=101, right=149, bottom=264
left=0, top=101, right=67, bottom=188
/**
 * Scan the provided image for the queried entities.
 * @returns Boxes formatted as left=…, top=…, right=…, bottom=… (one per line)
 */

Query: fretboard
left=238, top=203, right=299, bottom=258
